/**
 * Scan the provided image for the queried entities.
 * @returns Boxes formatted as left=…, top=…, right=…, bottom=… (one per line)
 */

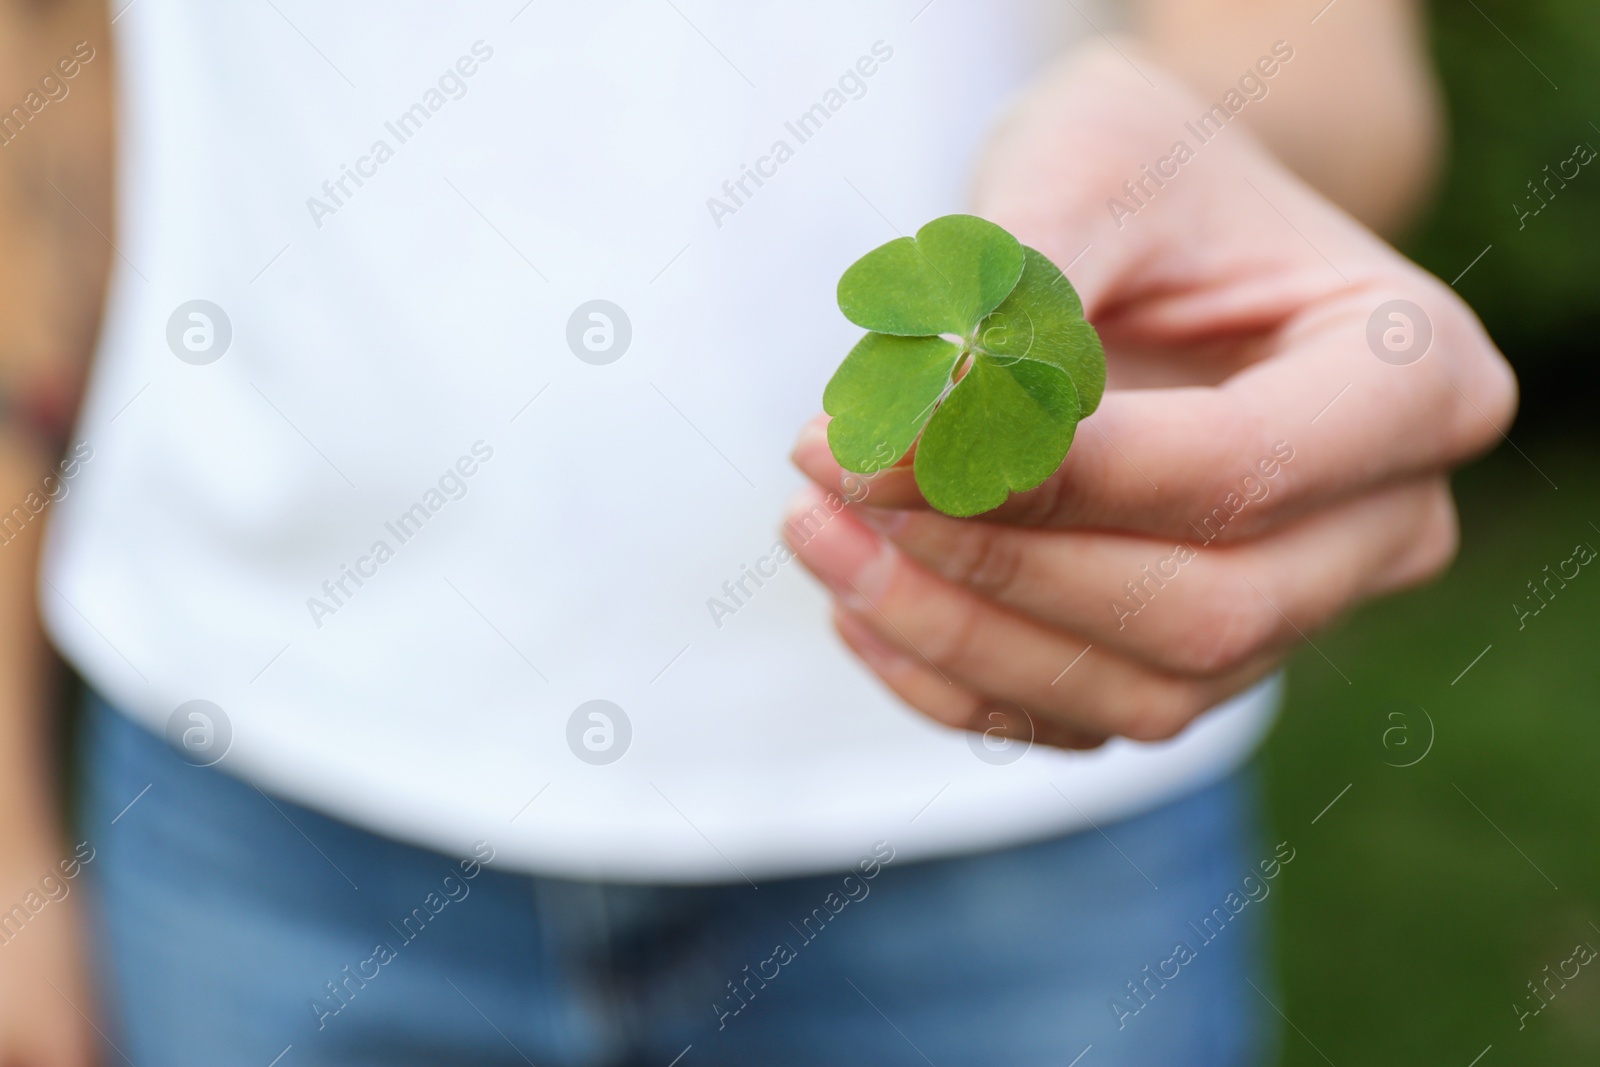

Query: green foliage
left=1265, top=437, right=1600, bottom=1065
left=1405, top=0, right=1600, bottom=386
left=825, top=215, right=1105, bottom=517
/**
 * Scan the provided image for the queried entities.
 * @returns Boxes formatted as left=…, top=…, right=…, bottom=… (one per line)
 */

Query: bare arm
left=1, top=0, right=114, bottom=849
left=1130, top=0, right=1445, bottom=235
left=0, top=0, right=112, bottom=1059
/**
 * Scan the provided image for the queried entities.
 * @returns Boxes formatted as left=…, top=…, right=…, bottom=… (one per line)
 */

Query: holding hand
left=789, top=43, right=1515, bottom=751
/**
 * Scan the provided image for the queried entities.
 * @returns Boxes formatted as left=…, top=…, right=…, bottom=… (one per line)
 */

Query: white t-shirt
left=43, top=0, right=1278, bottom=882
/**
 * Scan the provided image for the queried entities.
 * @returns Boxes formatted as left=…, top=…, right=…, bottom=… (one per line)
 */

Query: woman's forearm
left=0, top=0, right=114, bottom=857
left=1130, top=0, right=1445, bottom=235
left=0, top=430, right=65, bottom=857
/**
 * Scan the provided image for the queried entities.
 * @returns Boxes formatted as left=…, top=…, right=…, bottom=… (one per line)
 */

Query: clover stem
left=951, top=338, right=979, bottom=384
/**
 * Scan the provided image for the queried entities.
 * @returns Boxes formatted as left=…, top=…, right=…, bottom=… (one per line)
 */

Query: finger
left=832, top=606, right=980, bottom=729
left=853, top=476, right=1457, bottom=677
left=969, top=701, right=1109, bottom=752
left=794, top=247, right=1515, bottom=541
left=836, top=608, right=1109, bottom=751
left=785, top=488, right=1275, bottom=740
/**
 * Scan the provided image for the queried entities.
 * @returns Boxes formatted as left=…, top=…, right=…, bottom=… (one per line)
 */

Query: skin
left=0, top=0, right=1504, bottom=1058
left=788, top=40, right=1516, bottom=751
left=0, top=0, right=113, bottom=1058
left=1130, top=0, right=1445, bottom=236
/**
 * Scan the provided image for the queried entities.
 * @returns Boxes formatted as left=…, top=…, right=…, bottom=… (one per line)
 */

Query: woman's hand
left=788, top=42, right=1515, bottom=750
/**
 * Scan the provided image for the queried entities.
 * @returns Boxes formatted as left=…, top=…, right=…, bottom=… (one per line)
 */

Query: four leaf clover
left=824, top=214, right=1105, bottom=517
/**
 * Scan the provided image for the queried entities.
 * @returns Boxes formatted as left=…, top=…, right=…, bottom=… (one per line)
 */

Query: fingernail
left=790, top=420, right=829, bottom=464
left=784, top=492, right=897, bottom=607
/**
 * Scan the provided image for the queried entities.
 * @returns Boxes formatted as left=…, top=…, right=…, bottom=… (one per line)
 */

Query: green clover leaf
left=824, top=215, right=1106, bottom=517
left=837, top=214, right=1025, bottom=336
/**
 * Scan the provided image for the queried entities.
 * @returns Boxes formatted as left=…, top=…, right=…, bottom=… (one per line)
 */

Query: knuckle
left=1395, top=483, right=1460, bottom=587
left=1226, top=408, right=1275, bottom=489
left=939, top=528, right=1027, bottom=599
left=1034, top=719, right=1108, bottom=751
left=1118, top=679, right=1205, bottom=742
left=1419, top=287, right=1518, bottom=456
left=1419, top=486, right=1461, bottom=570
left=915, top=596, right=986, bottom=672
left=1010, top=465, right=1070, bottom=526
left=1449, top=353, right=1520, bottom=455
left=1167, top=581, right=1279, bottom=676
left=1192, top=407, right=1284, bottom=539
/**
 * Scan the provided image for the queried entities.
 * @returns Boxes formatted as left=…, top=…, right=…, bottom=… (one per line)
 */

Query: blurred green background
left=1264, top=1, right=1600, bottom=1062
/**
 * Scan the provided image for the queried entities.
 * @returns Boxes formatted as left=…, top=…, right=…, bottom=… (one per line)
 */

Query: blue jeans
left=80, top=696, right=1275, bottom=1065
